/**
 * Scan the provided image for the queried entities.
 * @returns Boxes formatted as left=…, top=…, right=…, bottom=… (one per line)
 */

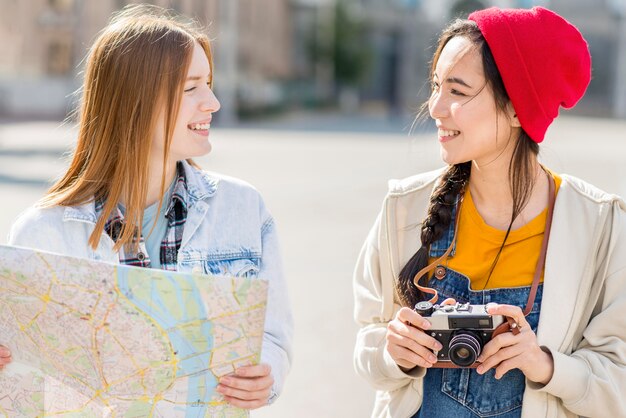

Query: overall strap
left=413, top=197, right=464, bottom=304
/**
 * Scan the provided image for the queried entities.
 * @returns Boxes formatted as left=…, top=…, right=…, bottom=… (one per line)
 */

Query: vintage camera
left=414, top=301, right=505, bottom=368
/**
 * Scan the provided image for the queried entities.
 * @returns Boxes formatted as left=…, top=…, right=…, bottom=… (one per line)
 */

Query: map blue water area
left=116, top=266, right=217, bottom=416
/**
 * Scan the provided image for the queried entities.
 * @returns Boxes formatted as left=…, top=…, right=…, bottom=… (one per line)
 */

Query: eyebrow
left=447, top=77, right=472, bottom=88
left=185, top=75, right=211, bottom=82
left=433, top=74, right=473, bottom=89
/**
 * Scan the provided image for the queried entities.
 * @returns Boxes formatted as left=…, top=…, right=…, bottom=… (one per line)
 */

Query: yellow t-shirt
left=429, top=172, right=562, bottom=290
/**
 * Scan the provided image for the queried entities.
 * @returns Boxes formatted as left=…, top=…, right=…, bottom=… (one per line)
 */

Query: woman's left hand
left=476, top=304, right=554, bottom=384
left=216, top=363, right=274, bottom=409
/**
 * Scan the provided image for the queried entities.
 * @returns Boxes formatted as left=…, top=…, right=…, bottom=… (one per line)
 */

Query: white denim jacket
left=8, top=160, right=293, bottom=403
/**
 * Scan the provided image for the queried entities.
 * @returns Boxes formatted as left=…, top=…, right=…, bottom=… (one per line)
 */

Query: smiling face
left=428, top=36, right=520, bottom=166
left=151, top=41, right=221, bottom=167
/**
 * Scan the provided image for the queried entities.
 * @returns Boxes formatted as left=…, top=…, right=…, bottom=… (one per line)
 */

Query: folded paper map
left=0, top=245, right=268, bottom=417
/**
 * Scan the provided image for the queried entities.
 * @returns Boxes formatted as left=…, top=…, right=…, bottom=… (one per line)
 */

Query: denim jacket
left=8, top=160, right=293, bottom=403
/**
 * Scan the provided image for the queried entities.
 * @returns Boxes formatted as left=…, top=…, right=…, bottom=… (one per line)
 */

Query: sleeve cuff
left=526, top=347, right=590, bottom=403
left=267, top=387, right=278, bottom=405
left=380, top=343, right=427, bottom=380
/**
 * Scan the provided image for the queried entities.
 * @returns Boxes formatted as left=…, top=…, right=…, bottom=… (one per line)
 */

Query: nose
left=200, top=86, right=221, bottom=113
left=428, top=89, right=449, bottom=120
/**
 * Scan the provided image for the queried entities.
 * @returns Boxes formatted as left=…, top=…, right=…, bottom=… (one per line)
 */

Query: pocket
left=204, top=257, right=260, bottom=278
left=441, top=368, right=524, bottom=417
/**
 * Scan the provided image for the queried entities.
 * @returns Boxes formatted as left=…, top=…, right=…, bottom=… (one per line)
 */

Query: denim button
left=137, top=252, right=145, bottom=261
left=434, top=265, right=446, bottom=280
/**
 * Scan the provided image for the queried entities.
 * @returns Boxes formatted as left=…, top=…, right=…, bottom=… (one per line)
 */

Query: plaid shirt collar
left=95, top=161, right=189, bottom=271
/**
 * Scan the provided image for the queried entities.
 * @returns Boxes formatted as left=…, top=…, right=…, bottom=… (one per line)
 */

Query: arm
left=529, top=266, right=626, bottom=417
left=353, top=210, right=428, bottom=392
left=257, top=216, right=293, bottom=401
left=218, top=215, right=293, bottom=408
left=529, top=203, right=626, bottom=417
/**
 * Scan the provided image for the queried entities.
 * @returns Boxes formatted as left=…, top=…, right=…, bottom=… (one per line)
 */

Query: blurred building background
left=0, top=0, right=625, bottom=122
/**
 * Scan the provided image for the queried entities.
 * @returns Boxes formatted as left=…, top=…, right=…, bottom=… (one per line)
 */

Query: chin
left=440, top=149, right=471, bottom=166
left=440, top=150, right=456, bottom=165
left=191, top=143, right=212, bottom=157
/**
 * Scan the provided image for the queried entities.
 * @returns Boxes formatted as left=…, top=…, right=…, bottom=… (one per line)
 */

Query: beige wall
left=0, top=0, right=293, bottom=79
left=0, top=0, right=294, bottom=117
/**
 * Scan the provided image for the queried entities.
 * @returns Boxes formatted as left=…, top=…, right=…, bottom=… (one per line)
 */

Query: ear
left=506, top=102, right=522, bottom=128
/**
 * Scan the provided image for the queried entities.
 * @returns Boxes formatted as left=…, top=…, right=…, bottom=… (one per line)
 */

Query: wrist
left=532, top=346, right=554, bottom=385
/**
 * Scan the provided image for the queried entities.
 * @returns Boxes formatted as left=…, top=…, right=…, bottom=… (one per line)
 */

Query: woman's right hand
left=385, top=307, right=444, bottom=370
left=0, top=345, right=12, bottom=370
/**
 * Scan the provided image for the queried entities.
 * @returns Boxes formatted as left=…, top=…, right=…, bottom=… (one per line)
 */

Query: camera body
left=415, top=301, right=505, bottom=368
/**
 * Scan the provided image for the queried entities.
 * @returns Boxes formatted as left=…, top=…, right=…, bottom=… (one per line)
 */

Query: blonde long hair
left=40, top=5, right=213, bottom=251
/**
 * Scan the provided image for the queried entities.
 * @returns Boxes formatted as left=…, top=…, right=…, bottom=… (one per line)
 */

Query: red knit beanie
left=468, top=7, right=591, bottom=143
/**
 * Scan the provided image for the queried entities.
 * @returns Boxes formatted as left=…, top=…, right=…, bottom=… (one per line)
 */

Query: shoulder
left=376, top=168, right=444, bottom=230
left=183, top=162, right=271, bottom=224
left=204, top=171, right=268, bottom=214
left=559, top=174, right=625, bottom=209
left=183, top=161, right=264, bottom=202
left=8, top=205, right=70, bottom=247
left=386, top=167, right=444, bottom=197
left=210, top=172, right=263, bottom=197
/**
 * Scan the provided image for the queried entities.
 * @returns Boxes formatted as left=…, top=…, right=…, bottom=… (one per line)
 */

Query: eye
left=184, top=86, right=196, bottom=93
left=450, top=89, right=466, bottom=96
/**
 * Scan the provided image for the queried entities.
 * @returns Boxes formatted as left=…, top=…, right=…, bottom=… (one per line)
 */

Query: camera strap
left=523, top=170, right=556, bottom=316
left=412, top=196, right=465, bottom=304
left=414, top=170, right=557, bottom=335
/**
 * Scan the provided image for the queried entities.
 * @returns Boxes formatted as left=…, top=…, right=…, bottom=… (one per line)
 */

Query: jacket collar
left=62, top=159, right=219, bottom=224
left=179, top=159, right=219, bottom=201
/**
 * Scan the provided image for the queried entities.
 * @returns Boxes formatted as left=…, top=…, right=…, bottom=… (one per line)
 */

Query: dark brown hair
left=396, top=19, right=539, bottom=307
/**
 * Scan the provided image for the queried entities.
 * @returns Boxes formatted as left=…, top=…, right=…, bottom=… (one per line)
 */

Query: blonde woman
left=4, top=5, right=292, bottom=410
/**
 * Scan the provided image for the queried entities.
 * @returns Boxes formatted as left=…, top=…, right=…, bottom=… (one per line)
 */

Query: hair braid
left=396, top=162, right=471, bottom=307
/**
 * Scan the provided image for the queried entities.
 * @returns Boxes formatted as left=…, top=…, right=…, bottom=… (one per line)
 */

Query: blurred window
left=48, top=0, right=74, bottom=12
left=47, top=40, right=73, bottom=76
left=450, top=0, right=486, bottom=19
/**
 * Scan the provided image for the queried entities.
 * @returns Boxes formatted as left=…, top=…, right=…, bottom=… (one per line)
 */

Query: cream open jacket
left=353, top=168, right=626, bottom=418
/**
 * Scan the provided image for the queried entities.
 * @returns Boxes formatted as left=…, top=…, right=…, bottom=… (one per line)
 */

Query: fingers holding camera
left=386, top=308, right=443, bottom=370
left=393, top=308, right=443, bottom=352
left=476, top=333, right=525, bottom=377
left=486, top=303, right=529, bottom=332
left=0, top=345, right=12, bottom=370
left=477, top=304, right=553, bottom=384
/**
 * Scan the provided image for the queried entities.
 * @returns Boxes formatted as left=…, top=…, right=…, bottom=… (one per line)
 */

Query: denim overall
left=412, top=204, right=543, bottom=418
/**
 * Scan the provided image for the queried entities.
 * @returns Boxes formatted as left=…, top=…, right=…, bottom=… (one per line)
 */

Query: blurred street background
left=1, top=0, right=626, bottom=417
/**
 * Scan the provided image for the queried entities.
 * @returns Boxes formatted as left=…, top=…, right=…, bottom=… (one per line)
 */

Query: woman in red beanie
left=353, top=6, right=625, bottom=418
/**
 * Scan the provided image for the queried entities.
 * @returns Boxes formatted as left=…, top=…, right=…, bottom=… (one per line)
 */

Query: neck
left=468, top=158, right=515, bottom=208
left=468, top=157, right=545, bottom=230
left=145, top=159, right=177, bottom=207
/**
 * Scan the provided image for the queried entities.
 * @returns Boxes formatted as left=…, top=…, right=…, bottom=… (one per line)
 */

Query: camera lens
left=448, top=331, right=482, bottom=367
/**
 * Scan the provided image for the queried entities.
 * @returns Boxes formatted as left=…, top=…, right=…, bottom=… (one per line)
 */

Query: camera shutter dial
left=414, top=301, right=434, bottom=316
